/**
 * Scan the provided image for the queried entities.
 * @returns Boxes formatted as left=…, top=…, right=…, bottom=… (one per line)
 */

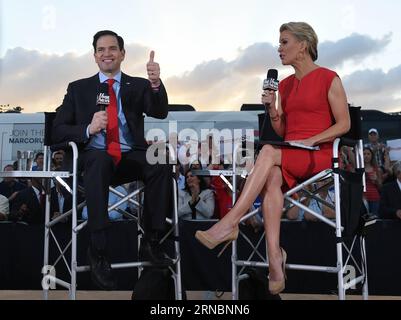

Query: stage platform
left=1, top=290, right=400, bottom=300
left=1, top=220, right=401, bottom=296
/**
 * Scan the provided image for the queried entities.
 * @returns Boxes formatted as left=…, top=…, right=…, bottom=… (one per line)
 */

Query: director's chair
left=42, top=112, right=183, bottom=300
left=231, top=106, right=373, bottom=300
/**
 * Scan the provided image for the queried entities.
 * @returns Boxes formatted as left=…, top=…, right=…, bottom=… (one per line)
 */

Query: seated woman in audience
left=178, top=170, right=215, bottom=220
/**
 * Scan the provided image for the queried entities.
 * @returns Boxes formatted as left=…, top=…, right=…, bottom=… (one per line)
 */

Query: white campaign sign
left=387, top=139, right=401, bottom=161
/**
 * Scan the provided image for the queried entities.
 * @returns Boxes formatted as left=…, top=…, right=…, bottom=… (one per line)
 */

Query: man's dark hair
left=93, top=30, right=124, bottom=52
left=3, top=164, right=13, bottom=171
left=35, top=152, right=45, bottom=161
left=35, top=152, right=44, bottom=161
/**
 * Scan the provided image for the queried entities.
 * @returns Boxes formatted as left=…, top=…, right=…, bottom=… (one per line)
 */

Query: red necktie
left=106, top=79, right=122, bottom=165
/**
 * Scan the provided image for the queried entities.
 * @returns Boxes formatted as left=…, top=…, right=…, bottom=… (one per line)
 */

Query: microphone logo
left=263, top=69, right=279, bottom=91
left=263, top=78, right=279, bottom=91
left=96, top=93, right=110, bottom=105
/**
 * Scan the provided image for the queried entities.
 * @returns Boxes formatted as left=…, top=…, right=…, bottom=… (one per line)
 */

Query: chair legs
left=232, top=167, right=369, bottom=300
left=43, top=177, right=182, bottom=300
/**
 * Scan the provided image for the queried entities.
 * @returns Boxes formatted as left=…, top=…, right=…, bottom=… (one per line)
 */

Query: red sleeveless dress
left=279, top=67, right=337, bottom=188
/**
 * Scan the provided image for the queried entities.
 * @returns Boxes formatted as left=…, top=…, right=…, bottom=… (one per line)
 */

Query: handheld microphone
left=96, top=83, right=110, bottom=136
left=262, top=69, right=279, bottom=91
left=96, top=83, right=110, bottom=111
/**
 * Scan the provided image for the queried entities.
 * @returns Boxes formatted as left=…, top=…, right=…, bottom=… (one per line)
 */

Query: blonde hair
left=280, top=22, right=319, bottom=62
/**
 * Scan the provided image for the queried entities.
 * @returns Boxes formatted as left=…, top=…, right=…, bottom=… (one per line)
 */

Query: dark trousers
left=81, top=149, right=172, bottom=233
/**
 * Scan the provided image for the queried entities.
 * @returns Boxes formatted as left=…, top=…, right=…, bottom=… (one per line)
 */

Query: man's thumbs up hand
left=146, top=50, right=161, bottom=88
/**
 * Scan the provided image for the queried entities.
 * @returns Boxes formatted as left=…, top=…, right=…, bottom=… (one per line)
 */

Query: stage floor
left=1, top=290, right=400, bottom=300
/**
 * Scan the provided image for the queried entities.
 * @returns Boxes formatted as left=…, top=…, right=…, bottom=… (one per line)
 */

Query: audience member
left=212, top=172, right=233, bottom=219
left=286, top=180, right=335, bottom=221
left=178, top=170, right=214, bottom=220
left=212, top=175, right=262, bottom=232
left=363, top=147, right=382, bottom=215
left=364, top=128, right=386, bottom=166
left=0, top=165, right=27, bottom=204
left=189, top=159, right=211, bottom=187
left=51, top=179, right=72, bottom=221
left=32, top=152, right=44, bottom=171
left=364, top=128, right=394, bottom=180
left=52, top=151, right=64, bottom=170
left=9, top=178, right=45, bottom=224
left=379, top=161, right=401, bottom=220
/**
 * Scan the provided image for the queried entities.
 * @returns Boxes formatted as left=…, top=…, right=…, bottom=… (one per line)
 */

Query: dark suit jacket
left=0, top=180, right=27, bottom=199
left=53, top=73, right=169, bottom=149
left=379, top=181, right=401, bottom=219
left=50, top=187, right=72, bottom=218
left=10, top=187, right=44, bottom=224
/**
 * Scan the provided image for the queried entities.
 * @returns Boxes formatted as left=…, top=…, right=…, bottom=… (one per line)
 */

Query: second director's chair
left=41, top=112, right=183, bottom=300
left=231, top=106, right=374, bottom=300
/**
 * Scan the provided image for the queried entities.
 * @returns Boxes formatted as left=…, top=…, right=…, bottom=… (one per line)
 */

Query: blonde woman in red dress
left=195, top=22, right=350, bottom=295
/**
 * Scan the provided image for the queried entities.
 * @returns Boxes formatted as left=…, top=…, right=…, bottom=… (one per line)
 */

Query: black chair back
left=169, top=104, right=196, bottom=111
left=343, top=106, right=362, bottom=141
left=258, top=113, right=283, bottom=142
left=44, top=112, right=57, bottom=147
left=241, top=104, right=265, bottom=111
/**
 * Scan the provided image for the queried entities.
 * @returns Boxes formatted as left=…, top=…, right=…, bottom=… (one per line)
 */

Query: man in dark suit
left=379, top=162, right=401, bottom=220
left=50, top=181, right=72, bottom=221
left=9, top=178, right=45, bottom=224
left=53, top=30, right=172, bottom=290
left=0, top=165, right=27, bottom=205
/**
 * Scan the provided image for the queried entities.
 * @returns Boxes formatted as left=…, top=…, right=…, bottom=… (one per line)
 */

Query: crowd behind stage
left=0, top=127, right=400, bottom=225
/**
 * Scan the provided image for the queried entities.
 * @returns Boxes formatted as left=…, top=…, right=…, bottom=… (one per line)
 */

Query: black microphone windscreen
left=99, top=83, right=109, bottom=95
left=267, top=69, right=278, bottom=80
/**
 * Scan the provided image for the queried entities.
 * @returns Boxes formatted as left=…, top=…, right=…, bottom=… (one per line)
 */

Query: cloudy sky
left=1, top=0, right=401, bottom=113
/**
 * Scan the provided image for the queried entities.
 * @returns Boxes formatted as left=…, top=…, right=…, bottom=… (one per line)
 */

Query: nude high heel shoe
left=195, top=227, right=239, bottom=258
left=268, top=248, right=287, bottom=295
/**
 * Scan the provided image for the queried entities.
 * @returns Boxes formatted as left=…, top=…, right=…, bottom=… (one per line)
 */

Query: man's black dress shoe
left=87, top=246, right=117, bottom=290
left=138, top=239, right=173, bottom=266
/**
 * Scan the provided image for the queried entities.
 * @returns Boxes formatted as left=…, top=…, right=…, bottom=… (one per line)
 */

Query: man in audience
left=32, top=152, right=44, bottom=171
left=9, top=178, right=46, bottom=224
left=364, top=129, right=385, bottom=163
left=0, top=165, right=27, bottom=205
left=52, top=151, right=64, bottom=170
left=379, top=161, right=401, bottom=220
left=50, top=179, right=72, bottom=222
